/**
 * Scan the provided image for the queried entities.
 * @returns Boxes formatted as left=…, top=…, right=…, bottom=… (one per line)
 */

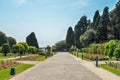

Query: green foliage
left=26, top=32, right=39, bottom=48
left=46, top=45, right=52, bottom=54
left=100, top=64, right=120, bottom=76
left=17, top=44, right=25, bottom=54
left=0, top=47, right=2, bottom=53
left=70, top=45, right=77, bottom=52
left=89, top=43, right=100, bottom=54
left=110, top=0, right=120, bottom=40
left=104, top=40, right=118, bottom=58
left=54, top=40, right=67, bottom=51
left=2, top=43, right=10, bottom=56
left=18, top=42, right=28, bottom=53
left=95, top=7, right=109, bottom=43
left=7, top=37, right=16, bottom=49
left=0, top=31, right=7, bottom=46
left=66, top=27, right=74, bottom=49
left=12, top=44, right=25, bottom=57
left=28, top=46, right=37, bottom=54
left=114, top=44, right=120, bottom=58
left=12, top=44, right=20, bottom=53
left=0, top=64, right=33, bottom=80
left=90, top=10, right=100, bottom=30
left=74, top=15, right=88, bottom=48
left=80, top=29, right=95, bottom=47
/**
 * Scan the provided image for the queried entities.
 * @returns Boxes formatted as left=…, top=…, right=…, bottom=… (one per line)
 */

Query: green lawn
left=99, top=64, right=120, bottom=76
left=0, top=64, right=33, bottom=80
left=37, top=52, right=57, bottom=61
left=37, top=56, right=47, bottom=61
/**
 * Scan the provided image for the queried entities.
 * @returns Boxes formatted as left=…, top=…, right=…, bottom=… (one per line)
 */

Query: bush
left=0, top=53, right=3, bottom=57
left=114, top=44, right=120, bottom=58
left=28, top=46, right=37, bottom=54
left=104, top=40, right=118, bottom=58
left=84, top=53, right=109, bottom=61
left=104, top=40, right=120, bottom=58
left=7, top=53, right=13, bottom=56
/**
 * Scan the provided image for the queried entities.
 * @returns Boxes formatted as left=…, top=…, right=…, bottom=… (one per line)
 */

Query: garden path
left=10, top=52, right=102, bottom=80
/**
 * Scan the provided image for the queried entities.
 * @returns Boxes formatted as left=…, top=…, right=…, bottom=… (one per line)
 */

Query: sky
left=0, top=0, right=118, bottom=47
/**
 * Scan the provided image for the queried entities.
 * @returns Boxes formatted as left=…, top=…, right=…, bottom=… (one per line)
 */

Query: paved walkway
left=0, top=54, right=34, bottom=61
left=10, top=52, right=102, bottom=80
left=16, top=61, right=40, bottom=65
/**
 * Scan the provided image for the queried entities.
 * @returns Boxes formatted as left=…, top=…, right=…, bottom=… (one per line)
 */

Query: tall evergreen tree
left=74, top=15, right=88, bottom=48
left=66, top=27, right=74, bottom=49
left=110, top=0, right=120, bottom=40
left=26, top=32, right=39, bottom=48
left=95, top=7, right=109, bottom=43
left=92, top=10, right=100, bottom=30
left=0, top=31, right=7, bottom=46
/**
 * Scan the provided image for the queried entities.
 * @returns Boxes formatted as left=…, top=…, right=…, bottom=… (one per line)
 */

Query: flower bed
left=83, top=53, right=109, bottom=61
left=16, top=55, right=43, bottom=61
left=0, top=60, right=19, bottom=70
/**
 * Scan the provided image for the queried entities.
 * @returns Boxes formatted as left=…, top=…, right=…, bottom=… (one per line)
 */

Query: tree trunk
left=4, top=53, right=7, bottom=56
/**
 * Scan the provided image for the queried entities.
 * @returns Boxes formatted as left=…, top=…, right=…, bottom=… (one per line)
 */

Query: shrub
left=28, top=46, right=37, bottom=54
left=104, top=40, right=118, bottom=58
left=84, top=53, right=109, bottom=61
left=7, top=53, right=13, bottom=56
left=113, top=44, right=120, bottom=58
left=0, top=53, right=3, bottom=56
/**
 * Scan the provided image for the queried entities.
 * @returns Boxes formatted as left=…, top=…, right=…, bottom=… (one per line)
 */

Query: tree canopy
left=66, top=27, right=74, bottom=49
left=26, top=32, right=39, bottom=48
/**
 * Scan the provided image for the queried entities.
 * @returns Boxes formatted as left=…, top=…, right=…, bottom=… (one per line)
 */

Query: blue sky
left=0, top=0, right=117, bottom=47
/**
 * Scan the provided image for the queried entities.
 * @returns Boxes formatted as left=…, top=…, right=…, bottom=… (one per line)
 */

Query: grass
left=37, top=56, right=47, bottom=61
left=0, top=64, right=33, bottom=80
left=99, top=64, right=120, bottom=76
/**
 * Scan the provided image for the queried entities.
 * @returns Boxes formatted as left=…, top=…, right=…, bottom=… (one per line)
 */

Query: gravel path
left=10, top=52, right=102, bottom=80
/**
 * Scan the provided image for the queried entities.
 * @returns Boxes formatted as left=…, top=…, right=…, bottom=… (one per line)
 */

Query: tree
left=110, top=0, right=120, bottom=40
left=18, top=44, right=25, bottom=58
left=2, top=43, right=10, bottom=56
left=0, top=31, right=7, bottom=46
left=80, top=29, right=95, bottom=47
left=28, top=46, right=37, bottom=54
left=90, top=10, right=100, bottom=30
left=54, top=40, right=67, bottom=51
left=7, top=37, right=17, bottom=49
left=12, top=44, right=20, bottom=53
left=46, top=45, right=52, bottom=54
left=95, top=7, right=109, bottom=43
left=18, top=42, right=28, bottom=54
left=26, top=32, right=39, bottom=48
left=66, top=27, right=74, bottom=49
left=74, top=15, right=88, bottom=48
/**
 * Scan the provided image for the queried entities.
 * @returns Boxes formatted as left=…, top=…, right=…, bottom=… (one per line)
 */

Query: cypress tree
left=26, top=32, right=39, bottom=48
left=95, top=7, right=109, bottom=43
left=74, top=15, right=88, bottom=48
left=110, top=0, right=120, bottom=40
left=92, top=10, right=100, bottom=30
left=66, top=27, right=74, bottom=49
